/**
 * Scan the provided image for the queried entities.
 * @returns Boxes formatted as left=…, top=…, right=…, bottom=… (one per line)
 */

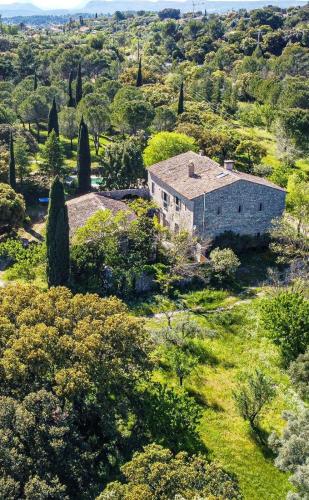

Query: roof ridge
left=148, top=151, right=285, bottom=199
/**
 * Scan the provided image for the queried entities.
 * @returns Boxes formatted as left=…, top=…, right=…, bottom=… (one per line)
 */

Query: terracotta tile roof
left=66, top=193, right=135, bottom=235
left=148, top=151, right=285, bottom=200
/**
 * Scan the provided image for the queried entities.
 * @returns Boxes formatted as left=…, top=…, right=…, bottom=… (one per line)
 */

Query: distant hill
left=82, top=0, right=308, bottom=13
left=0, top=0, right=307, bottom=18
left=0, top=2, right=43, bottom=16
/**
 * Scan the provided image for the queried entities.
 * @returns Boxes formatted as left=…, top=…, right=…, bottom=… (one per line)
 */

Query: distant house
left=148, top=151, right=286, bottom=240
left=66, top=193, right=135, bottom=235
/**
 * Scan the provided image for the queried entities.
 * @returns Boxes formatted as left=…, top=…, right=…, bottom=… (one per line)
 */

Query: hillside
left=0, top=4, right=308, bottom=500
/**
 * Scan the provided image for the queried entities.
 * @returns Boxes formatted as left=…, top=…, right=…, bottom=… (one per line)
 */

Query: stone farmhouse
left=148, top=151, right=286, bottom=240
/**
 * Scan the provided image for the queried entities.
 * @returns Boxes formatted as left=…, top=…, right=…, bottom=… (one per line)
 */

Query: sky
left=1, top=0, right=83, bottom=8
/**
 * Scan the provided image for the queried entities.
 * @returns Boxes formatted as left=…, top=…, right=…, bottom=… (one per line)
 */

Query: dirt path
left=0, top=272, right=6, bottom=288
left=145, top=291, right=265, bottom=320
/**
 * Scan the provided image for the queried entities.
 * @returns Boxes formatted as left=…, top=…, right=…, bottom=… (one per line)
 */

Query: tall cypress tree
left=136, top=58, right=143, bottom=87
left=68, top=70, right=75, bottom=108
left=48, top=97, right=59, bottom=137
left=75, top=62, right=83, bottom=105
left=34, top=72, right=38, bottom=91
left=177, top=81, right=184, bottom=115
left=8, top=132, right=16, bottom=191
left=77, top=118, right=91, bottom=194
left=46, top=176, right=70, bottom=288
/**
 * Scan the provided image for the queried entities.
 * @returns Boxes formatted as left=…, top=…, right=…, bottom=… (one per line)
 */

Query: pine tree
left=8, top=132, right=16, bottom=191
left=15, top=136, right=30, bottom=187
left=177, top=82, right=184, bottom=115
left=42, top=130, right=64, bottom=178
left=75, top=62, right=83, bottom=105
left=77, top=118, right=91, bottom=194
left=46, top=176, right=70, bottom=288
left=34, top=72, right=38, bottom=91
left=68, top=71, right=75, bottom=108
left=136, top=58, right=143, bottom=87
left=48, top=97, right=59, bottom=136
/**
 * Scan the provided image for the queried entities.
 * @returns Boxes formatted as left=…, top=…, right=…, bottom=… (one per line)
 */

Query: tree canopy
left=143, top=131, right=198, bottom=166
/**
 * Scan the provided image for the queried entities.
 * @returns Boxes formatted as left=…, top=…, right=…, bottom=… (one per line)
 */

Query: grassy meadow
left=142, top=292, right=294, bottom=500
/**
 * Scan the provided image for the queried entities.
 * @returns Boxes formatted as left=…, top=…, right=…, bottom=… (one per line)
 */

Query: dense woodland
left=0, top=4, right=308, bottom=500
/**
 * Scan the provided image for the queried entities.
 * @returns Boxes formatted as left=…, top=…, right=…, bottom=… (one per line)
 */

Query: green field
left=144, top=295, right=293, bottom=500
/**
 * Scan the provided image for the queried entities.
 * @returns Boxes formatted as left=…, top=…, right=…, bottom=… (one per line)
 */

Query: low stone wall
left=100, top=188, right=150, bottom=200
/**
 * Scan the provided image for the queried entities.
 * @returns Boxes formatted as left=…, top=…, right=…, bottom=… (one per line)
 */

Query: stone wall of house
left=148, top=172, right=195, bottom=233
left=193, top=180, right=286, bottom=239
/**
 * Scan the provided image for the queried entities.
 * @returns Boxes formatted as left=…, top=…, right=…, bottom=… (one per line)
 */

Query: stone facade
left=149, top=173, right=194, bottom=233
left=148, top=172, right=286, bottom=239
left=194, top=180, right=286, bottom=238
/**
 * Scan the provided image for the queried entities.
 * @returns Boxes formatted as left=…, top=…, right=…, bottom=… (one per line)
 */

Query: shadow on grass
left=186, top=387, right=224, bottom=413
left=185, top=341, right=219, bottom=366
left=249, top=426, right=275, bottom=459
left=221, top=360, right=236, bottom=369
left=23, top=225, right=44, bottom=242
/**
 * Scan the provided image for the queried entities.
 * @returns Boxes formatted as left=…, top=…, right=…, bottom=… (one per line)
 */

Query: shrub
left=269, top=408, right=309, bottom=499
left=98, top=443, right=241, bottom=500
left=209, top=247, right=240, bottom=283
left=288, top=349, right=309, bottom=400
left=260, top=290, right=309, bottom=363
left=0, top=238, right=46, bottom=282
left=0, top=183, right=25, bottom=229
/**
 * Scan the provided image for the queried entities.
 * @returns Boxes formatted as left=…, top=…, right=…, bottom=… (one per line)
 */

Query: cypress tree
left=34, top=72, right=38, bottom=91
left=48, top=97, right=59, bottom=137
left=211, top=76, right=223, bottom=113
left=77, top=118, right=91, bottom=194
left=177, top=81, right=184, bottom=115
left=8, top=132, right=16, bottom=191
left=136, top=58, right=143, bottom=87
left=75, top=62, right=83, bottom=105
left=46, top=176, right=70, bottom=288
left=68, top=70, right=75, bottom=108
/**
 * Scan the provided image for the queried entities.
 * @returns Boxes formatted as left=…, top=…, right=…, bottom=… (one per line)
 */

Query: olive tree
left=233, top=370, right=276, bottom=430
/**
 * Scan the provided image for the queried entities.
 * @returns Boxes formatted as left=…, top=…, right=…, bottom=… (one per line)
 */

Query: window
left=163, top=191, right=169, bottom=210
left=175, top=196, right=181, bottom=212
left=151, top=182, right=155, bottom=194
left=259, top=202, right=263, bottom=211
left=238, top=205, right=242, bottom=213
left=217, top=207, right=221, bottom=215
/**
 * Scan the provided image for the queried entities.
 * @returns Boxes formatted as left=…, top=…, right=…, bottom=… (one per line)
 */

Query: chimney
left=224, top=160, right=234, bottom=171
left=188, top=161, right=195, bottom=177
left=199, top=150, right=205, bottom=156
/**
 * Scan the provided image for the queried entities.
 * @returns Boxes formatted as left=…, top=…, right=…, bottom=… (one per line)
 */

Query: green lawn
left=30, top=130, right=111, bottom=173
left=145, top=298, right=293, bottom=500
